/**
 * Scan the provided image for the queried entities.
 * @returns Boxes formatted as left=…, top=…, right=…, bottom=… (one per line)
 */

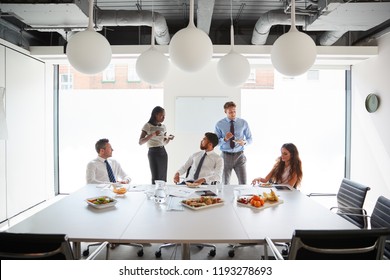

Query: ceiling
left=1, top=0, right=390, bottom=52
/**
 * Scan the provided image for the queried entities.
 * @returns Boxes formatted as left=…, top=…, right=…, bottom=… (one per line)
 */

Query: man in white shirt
left=86, top=138, right=131, bottom=184
left=173, top=133, right=223, bottom=185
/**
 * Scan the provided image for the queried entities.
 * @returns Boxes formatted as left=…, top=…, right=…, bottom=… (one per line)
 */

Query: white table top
left=6, top=184, right=357, bottom=245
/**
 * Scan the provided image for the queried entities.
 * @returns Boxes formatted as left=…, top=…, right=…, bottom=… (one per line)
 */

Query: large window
left=58, top=63, right=163, bottom=193
left=242, top=69, right=346, bottom=194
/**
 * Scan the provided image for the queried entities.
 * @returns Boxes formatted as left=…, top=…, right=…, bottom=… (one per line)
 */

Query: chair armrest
left=264, top=237, right=284, bottom=260
left=86, top=241, right=109, bottom=260
left=330, top=206, right=368, bottom=215
left=307, top=193, right=337, bottom=197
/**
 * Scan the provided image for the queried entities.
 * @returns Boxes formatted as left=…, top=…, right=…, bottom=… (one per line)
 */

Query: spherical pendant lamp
left=217, top=24, right=250, bottom=87
left=66, top=0, right=112, bottom=75
left=271, top=0, right=316, bottom=76
left=136, top=23, right=170, bottom=84
left=169, top=0, right=213, bottom=72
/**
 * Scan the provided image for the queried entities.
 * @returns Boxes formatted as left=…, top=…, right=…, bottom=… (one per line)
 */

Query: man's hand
left=225, top=132, right=234, bottom=141
left=173, top=172, right=180, bottom=184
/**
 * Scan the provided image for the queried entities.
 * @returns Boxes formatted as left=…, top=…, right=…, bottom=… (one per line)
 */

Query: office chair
left=308, top=178, right=371, bottom=228
left=155, top=166, right=217, bottom=258
left=83, top=242, right=144, bottom=257
left=0, top=232, right=108, bottom=260
left=264, top=228, right=390, bottom=260
left=337, top=195, right=390, bottom=259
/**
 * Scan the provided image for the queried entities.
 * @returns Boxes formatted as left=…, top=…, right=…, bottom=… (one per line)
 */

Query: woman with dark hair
left=251, top=143, right=303, bottom=188
left=139, top=106, right=174, bottom=184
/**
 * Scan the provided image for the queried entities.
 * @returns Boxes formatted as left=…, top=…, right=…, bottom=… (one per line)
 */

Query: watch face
left=365, top=94, right=379, bottom=113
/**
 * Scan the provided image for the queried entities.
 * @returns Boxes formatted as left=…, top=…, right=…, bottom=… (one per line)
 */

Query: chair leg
left=155, top=243, right=216, bottom=258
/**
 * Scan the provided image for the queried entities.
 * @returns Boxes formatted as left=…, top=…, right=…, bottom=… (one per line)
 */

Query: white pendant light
left=66, top=0, right=112, bottom=75
left=169, top=0, right=213, bottom=72
left=271, top=0, right=316, bottom=76
left=136, top=7, right=170, bottom=84
left=0, top=87, right=8, bottom=140
left=217, top=1, right=250, bottom=87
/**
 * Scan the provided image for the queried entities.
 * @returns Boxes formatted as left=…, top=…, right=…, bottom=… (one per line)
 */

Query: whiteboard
left=175, top=96, right=228, bottom=133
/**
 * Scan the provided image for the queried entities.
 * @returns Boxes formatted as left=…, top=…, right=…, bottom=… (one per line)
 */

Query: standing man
left=86, top=138, right=131, bottom=184
left=215, top=101, right=252, bottom=184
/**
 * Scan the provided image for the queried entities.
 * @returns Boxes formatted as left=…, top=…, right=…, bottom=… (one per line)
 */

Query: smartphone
left=195, top=190, right=217, bottom=196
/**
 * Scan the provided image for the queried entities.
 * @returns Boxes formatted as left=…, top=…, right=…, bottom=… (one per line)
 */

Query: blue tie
left=193, top=153, right=207, bottom=180
left=104, top=160, right=116, bottom=183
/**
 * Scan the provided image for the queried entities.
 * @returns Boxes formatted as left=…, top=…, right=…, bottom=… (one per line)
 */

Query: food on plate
left=186, top=182, right=200, bottom=187
left=237, top=195, right=265, bottom=208
left=182, top=196, right=223, bottom=208
left=87, top=196, right=115, bottom=205
left=260, top=182, right=273, bottom=187
left=263, top=189, right=279, bottom=202
left=112, top=187, right=127, bottom=194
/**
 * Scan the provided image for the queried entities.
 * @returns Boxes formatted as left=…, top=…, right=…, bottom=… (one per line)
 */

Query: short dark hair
left=205, top=132, right=219, bottom=148
left=95, top=138, right=109, bottom=153
left=224, top=101, right=236, bottom=110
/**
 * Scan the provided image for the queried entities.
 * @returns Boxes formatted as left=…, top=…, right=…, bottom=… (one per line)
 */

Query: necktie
left=230, top=120, right=235, bottom=149
left=193, top=152, right=207, bottom=180
left=104, top=160, right=116, bottom=183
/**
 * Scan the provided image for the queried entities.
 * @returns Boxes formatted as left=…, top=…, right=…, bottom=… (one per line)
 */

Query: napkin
left=166, top=196, right=184, bottom=211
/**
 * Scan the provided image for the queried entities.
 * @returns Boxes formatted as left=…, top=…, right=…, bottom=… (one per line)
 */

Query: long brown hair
left=270, top=143, right=302, bottom=187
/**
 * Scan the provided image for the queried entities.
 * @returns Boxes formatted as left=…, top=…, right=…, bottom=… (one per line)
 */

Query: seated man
left=173, top=132, right=223, bottom=185
left=86, top=138, right=131, bottom=184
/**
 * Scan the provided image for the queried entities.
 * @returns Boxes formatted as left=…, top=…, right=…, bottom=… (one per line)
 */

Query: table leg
left=72, top=242, right=81, bottom=259
left=181, top=243, right=191, bottom=260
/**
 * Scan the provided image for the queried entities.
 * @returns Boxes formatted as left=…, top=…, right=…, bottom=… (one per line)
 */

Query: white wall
left=0, top=45, right=6, bottom=222
left=0, top=40, right=51, bottom=221
left=164, top=61, right=242, bottom=183
left=351, top=33, right=390, bottom=213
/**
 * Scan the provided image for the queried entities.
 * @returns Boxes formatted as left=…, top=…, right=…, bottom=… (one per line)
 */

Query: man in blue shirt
left=215, top=101, right=253, bottom=184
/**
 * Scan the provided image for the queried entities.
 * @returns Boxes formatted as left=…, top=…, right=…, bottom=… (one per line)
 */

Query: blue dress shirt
left=215, top=117, right=253, bottom=153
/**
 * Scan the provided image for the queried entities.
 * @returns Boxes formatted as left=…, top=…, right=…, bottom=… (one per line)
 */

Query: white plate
left=86, top=196, right=117, bottom=209
left=181, top=198, right=224, bottom=210
left=185, top=182, right=201, bottom=188
left=237, top=196, right=283, bottom=210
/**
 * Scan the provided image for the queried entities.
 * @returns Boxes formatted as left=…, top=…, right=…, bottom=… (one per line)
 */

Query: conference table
left=5, top=184, right=358, bottom=259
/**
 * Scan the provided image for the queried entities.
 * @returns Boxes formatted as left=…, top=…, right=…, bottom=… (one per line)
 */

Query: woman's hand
left=251, top=177, right=263, bottom=185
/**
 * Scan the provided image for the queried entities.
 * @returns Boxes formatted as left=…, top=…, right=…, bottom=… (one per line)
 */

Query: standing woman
left=139, top=106, right=174, bottom=184
left=251, top=143, right=303, bottom=188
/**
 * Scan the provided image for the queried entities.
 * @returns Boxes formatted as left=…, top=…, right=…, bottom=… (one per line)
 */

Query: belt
left=149, top=146, right=165, bottom=150
left=223, top=151, right=244, bottom=155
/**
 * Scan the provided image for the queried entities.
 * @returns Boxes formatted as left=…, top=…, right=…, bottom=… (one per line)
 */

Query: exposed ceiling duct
left=95, top=9, right=170, bottom=45
left=251, top=9, right=309, bottom=45
left=1, top=0, right=390, bottom=49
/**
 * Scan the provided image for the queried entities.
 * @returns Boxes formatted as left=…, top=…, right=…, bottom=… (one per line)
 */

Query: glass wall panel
left=242, top=69, right=346, bottom=194
left=59, top=64, right=163, bottom=193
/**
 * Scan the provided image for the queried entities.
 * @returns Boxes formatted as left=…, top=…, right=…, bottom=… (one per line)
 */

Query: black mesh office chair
left=308, top=178, right=371, bottom=228
left=265, top=228, right=390, bottom=260
left=338, top=195, right=390, bottom=259
left=370, top=196, right=390, bottom=259
left=0, top=232, right=108, bottom=260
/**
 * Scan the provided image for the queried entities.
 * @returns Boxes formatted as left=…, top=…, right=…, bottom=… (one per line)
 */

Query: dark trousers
left=148, top=146, right=168, bottom=184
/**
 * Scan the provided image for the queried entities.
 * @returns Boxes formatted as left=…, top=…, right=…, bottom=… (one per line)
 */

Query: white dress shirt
left=177, top=150, right=224, bottom=184
left=86, top=156, right=131, bottom=184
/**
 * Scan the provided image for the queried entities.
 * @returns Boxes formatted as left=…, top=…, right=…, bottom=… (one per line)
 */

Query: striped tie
left=104, top=160, right=116, bottom=183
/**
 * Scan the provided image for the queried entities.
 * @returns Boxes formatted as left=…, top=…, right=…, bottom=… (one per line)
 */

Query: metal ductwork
left=251, top=10, right=308, bottom=45
left=318, top=30, right=348, bottom=46
left=197, top=0, right=215, bottom=35
left=0, top=1, right=170, bottom=45
left=96, top=9, right=170, bottom=45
